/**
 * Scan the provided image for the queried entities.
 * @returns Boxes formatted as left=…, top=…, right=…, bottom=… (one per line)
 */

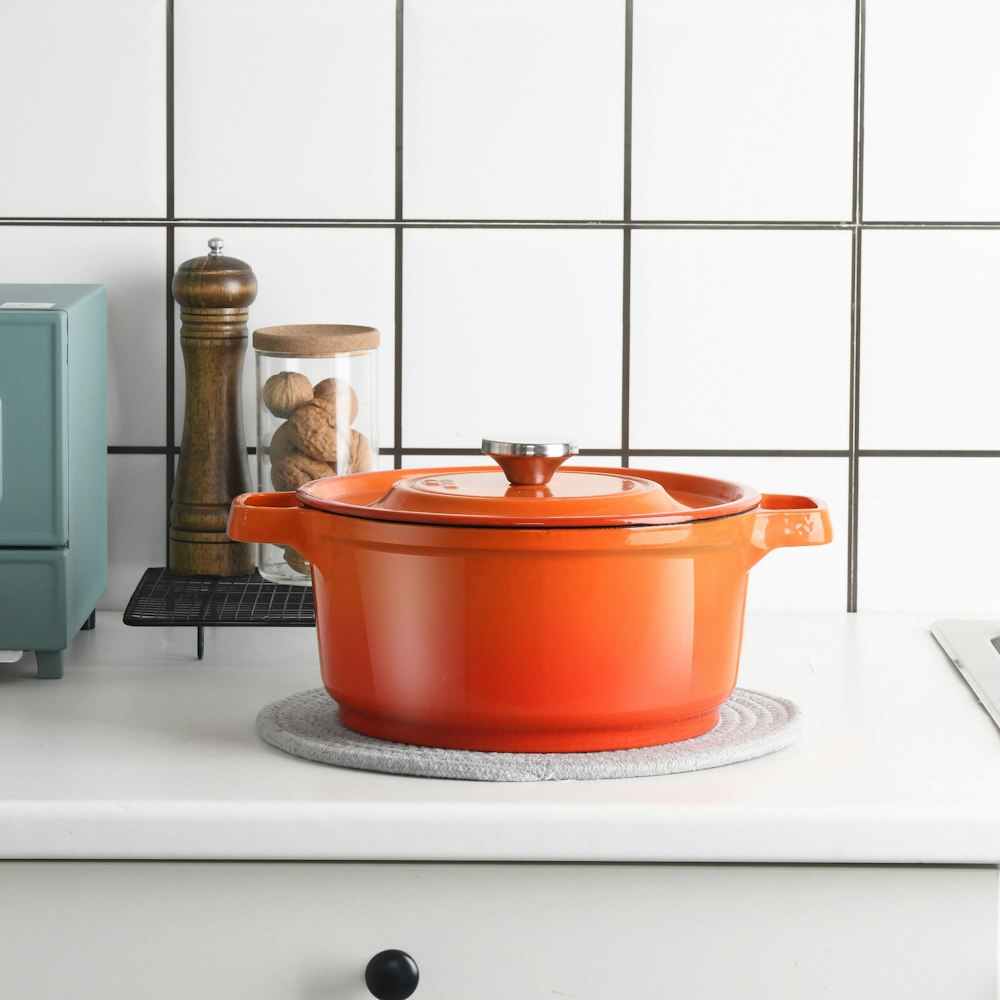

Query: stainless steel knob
left=482, top=436, right=578, bottom=487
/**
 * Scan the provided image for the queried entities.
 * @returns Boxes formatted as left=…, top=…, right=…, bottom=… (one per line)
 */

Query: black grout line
left=165, top=0, right=175, bottom=221
left=621, top=0, right=633, bottom=468
left=851, top=220, right=1000, bottom=228
left=9, top=216, right=1000, bottom=230
left=109, top=446, right=1000, bottom=459
left=848, top=231, right=862, bottom=611
left=395, top=448, right=851, bottom=458
left=393, top=0, right=404, bottom=470
left=395, top=0, right=404, bottom=225
left=623, top=0, right=633, bottom=225
left=164, top=0, right=175, bottom=561
left=852, top=3, right=865, bottom=227
left=847, top=0, right=866, bottom=613
left=394, top=228, right=403, bottom=470
left=0, top=217, right=853, bottom=229
left=629, top=450, right=850, bottom=459
left=621, top=229, right=631, bottom=467
left=397, top=449, right=1000, bottom=458
left=858, top=450, right=1000, bottom=458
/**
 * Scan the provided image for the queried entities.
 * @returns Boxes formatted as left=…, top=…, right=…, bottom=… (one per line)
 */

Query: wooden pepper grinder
left=169, top=238, right=257, bottom=576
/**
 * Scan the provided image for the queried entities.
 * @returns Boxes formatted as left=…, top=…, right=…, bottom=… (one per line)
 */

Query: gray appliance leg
left=35, top=650, right=64, bottom=680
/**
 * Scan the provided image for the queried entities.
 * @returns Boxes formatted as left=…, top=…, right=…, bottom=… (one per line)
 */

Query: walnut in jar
left=269, top=415, right=334, bottom=490
left=267, top=419, right=297, bottom=464
left=282, top=546, right=310, bottom=575
left=349, top=429, right=375, bottom=473
left=313, top=377, right=359, bottom=426
left=288, top=397, right=345, bottom=462
left=262, top=371, right=313, bottom=419
left=270, top=447, right=333, bottom=491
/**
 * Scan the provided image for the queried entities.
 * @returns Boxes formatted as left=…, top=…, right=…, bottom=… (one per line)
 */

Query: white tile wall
left=865, top=0, right=1000, bottom=221
left=631, top=0, right=856, bottom=221
left=106, top=455, right=168, bottom=609
left=858, top=458, right=1000, bottom=615
left=630, top=230, right=852, bottom=450
left=402, top=228, right=622, bottom=448
left=860, top=230, right=1000, bottom=451
left=0, top=0, right=166, bottom=218
left=404, top=0, right=624, bottom=220
left=1, top=0, right=996, bottom=618
left=174, top=0, right=396, bottom=219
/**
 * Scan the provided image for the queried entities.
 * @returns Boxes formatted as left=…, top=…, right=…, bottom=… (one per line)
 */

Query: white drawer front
left=0, top=862, right=995, bottom=999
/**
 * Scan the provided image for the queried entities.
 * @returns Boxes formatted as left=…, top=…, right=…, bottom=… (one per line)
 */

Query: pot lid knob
left=482, top=436, right=579, bottom=487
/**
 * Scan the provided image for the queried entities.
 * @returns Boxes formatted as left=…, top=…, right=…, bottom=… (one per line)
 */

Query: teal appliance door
left=0, top=309, right=68, bottom=546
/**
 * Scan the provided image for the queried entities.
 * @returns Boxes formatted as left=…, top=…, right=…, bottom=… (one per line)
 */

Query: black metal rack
left=123, top=567, right=315, bottom=659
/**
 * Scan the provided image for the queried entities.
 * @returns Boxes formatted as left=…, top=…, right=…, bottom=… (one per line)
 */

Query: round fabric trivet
left=256, top=688, right=801, bottom=781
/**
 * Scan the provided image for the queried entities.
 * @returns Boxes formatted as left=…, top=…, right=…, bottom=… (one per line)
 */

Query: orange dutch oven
left=228, top=438, right=832, bottom=753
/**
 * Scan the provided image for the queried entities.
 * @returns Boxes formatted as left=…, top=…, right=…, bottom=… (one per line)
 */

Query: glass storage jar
left=253, top=324, right=379, bottom=585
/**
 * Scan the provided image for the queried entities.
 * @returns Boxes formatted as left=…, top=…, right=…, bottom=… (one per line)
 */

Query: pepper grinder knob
left=169, top=240, right=258, bottom=576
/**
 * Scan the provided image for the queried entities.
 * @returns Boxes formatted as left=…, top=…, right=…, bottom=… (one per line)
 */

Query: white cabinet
left=0, top=861, right=995, bottom=999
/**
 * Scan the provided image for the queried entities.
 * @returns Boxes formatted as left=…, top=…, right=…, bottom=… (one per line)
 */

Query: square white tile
left=105, top=454, right=167, bottom=611
left=0, top=0, right=165, bottom=218
left=860, top=230, right=1000, bottom=451
left=173, top=228, right=395, bottom=454
left=174, top=0, right=396, bottom=219
left=858, top=458, right=1000, bottom=614
left=0, top=226, right=166, bottom=448
left=640, top=455, right=848, bottom=612
left=404, top=0, right=624, bottom=220
left=402, top=229, right=623, bottom=449
left=865, top=0, right=1000, bottom=221
left=629, top=229, right=852, bottom=451
left=631, top=0, right=856, bottom=221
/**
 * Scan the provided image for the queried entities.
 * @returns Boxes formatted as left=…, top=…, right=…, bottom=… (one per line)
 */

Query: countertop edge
left=4, top=800, right=1000, bottom=866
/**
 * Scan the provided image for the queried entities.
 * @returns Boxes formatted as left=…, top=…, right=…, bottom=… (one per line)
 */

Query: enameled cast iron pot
left=228, top=439, right=832, bottom=753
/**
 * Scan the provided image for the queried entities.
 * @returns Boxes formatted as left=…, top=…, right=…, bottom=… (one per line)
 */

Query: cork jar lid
left=172, top=238, right=258, bottom=308
left=253, top=324, right=380, bottom=357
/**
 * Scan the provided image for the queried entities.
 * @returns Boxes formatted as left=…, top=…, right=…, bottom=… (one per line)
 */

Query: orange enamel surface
left=227, top=489, right=831, bottom=752
left=297, top=465, right=761, bottom=527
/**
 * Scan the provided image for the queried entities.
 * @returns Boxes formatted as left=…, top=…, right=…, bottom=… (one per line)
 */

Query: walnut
left=267, top=421, right=333, bottom=489
left=348, top=429, right=375, bottom=473
left=313, top=377, right=359, bottom=426
left=282, top=546, right=310, bottom=575
left=262, top=371, right=313, bottom=419
left=270, top=448, right=333, bottom=491
left=288, top=397, right=348, bottom=462
left=267, top=420, right=297, bottom=464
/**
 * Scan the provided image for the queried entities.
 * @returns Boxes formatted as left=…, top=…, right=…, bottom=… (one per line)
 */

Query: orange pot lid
left=296, top=437, right=762, bottom=527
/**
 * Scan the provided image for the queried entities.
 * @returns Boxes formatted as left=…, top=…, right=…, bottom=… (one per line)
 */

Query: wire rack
left=123, top=567, right=315, bottom=659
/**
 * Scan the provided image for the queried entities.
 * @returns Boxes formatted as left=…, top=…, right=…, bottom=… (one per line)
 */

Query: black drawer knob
left=365, top=949, right=419, bottom=999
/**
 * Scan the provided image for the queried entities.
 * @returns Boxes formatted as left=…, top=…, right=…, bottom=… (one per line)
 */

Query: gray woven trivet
left=256, top=688, right=801, bottom=781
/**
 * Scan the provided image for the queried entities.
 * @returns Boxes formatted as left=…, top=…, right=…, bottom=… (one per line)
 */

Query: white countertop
left=1, top=612, right=999, bottom=865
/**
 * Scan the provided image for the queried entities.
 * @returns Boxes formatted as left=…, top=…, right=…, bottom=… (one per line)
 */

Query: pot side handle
left=227, top=491, right=312, bottom=557
left=746, top=494, right=833, bottom=567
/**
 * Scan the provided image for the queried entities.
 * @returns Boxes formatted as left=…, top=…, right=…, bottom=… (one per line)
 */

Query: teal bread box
left=0, top=285, right=108, bottom=678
